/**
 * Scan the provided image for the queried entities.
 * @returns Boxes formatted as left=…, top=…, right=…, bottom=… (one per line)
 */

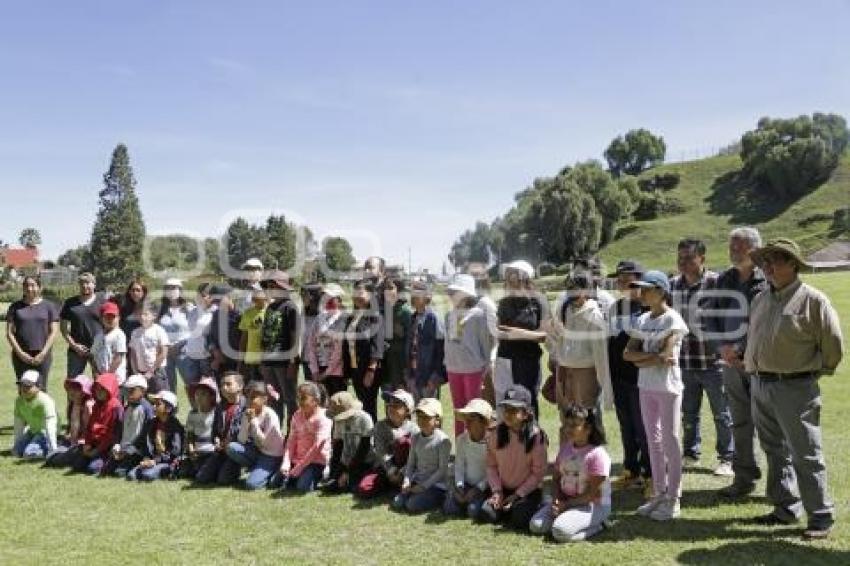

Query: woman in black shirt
left=5, top=275, right=60, bottom=387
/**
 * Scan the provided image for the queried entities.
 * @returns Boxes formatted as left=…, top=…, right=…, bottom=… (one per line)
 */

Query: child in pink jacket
left=277, top=382, right=333, bottom=492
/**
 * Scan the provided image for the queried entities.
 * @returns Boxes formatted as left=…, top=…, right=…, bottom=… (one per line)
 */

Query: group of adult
left=4, top=231, right=845, bottom=539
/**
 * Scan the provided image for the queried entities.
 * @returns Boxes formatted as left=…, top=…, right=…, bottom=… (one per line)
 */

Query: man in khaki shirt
left=744, top=238, right=844, bottom=540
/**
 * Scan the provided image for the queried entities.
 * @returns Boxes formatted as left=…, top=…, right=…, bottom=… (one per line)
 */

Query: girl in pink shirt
left=530, top=405, right=612, bottom=542
left=482, top=384, right=548, bottom=531
left=277, top=382, right=333, bottom=492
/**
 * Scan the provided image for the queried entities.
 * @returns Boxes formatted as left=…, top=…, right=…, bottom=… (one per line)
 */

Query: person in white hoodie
left=548, top=272, right=612, bottom=436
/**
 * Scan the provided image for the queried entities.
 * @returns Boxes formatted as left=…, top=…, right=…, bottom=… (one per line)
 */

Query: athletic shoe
left=713, top=461, right=734, bottom=477
left=803, top=524, right=833, bottom=540
left=636, top=495, right=665, bottom=517
left=718, top=481, right=756, bottom=499
left=650, top=496, right=681, bottom=521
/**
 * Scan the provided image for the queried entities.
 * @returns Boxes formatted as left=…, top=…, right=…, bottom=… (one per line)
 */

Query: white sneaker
left=650, top=497, right=681, bottom=521
left=713, top=461, right=734, bottom=477
left=636, top=495, right=665, bottom=517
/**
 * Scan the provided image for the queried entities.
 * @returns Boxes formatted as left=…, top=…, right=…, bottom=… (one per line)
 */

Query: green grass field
left=1, top=273, right=848, bottom=565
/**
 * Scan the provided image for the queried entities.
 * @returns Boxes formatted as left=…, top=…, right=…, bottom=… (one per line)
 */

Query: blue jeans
left=165, top=351, right=190, bottom=392
left=127, top=462, right=174, bottom=481
left=226, top=442, right=283, bottom=490
left=682, top=367, right=734, bottom=462
left=180, top=357, right=210, bottom=387
left=392, top=486, right=446, bottom=514
left=442, top=485, right=488, bottom=519
left=274, top=463, right=325, bottom=493
left=13, top=432, right=49, bottom=459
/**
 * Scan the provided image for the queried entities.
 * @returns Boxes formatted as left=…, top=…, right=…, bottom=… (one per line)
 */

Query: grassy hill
left=598, top=152, right=850, bottom=271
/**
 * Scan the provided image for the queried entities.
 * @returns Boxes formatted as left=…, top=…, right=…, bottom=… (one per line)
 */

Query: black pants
left=12, top=350, right=52, bottom=389
left=66, top=348, right=89, bottom=378
left=321, top=373, right=348, bottom=398
left=613, top=377, right=650, bottom=478
left=483, top=487, right=542, bottom=531
left=352, top=369, right=381, bottom=423
left=510, top=356, right=541, bottom=419
left=262, top=363, right=298, bottom=430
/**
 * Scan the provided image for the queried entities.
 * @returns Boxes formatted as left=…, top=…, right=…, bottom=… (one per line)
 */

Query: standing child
left=406, top=282, right=446, bottom=402
left=392, top=398, right=452, bottom=514
left=482, top=385, right=548, bottom=531
left=444, top=399, right=493, bottom=519
left=226, top=382, right=285, bottom=490
left=71, top=373, right=124, bottom=474
left=238, top=288, right=268, bottom=385
left=195, top=371, right=247, bottom=485
left=12, top=370, right=58, bottom=459
left=128, top=304, right=170, bottom=393
left=344, top=280, right=385, bottom=423
left=380, top=278, right=412, bottom=392
left=306, top=284, right=348, bottom=397
left=90, top=301, right=128, bottom=386
left=46, top=374, right=95, bottom=467
left=181, top=377, right=219, bottom=479
left=444, top=275, right=494, bottom=436
left=357, top=389, right=419, bottom=498
left=324, top=391, right=374, bottom=493
left=127, top=391, right=185, bottom=481
left=100, top=374, right=153, bottom=477
left=277, top=382, right=333, bottom=493
left=623, top=271, right=689, bottom=521
left=530, top=405, right=612, bottom=542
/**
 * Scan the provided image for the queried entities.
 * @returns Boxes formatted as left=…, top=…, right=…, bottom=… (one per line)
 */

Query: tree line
left=449, top=112, right=849, bottom=271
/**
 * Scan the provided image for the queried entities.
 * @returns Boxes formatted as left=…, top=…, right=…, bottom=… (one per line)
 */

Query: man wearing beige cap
left=745, top=238, right=844, bottom=540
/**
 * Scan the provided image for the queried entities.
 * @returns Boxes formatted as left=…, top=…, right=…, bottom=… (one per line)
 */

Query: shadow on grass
left=350, top=494, right=393, bottom=510
left=0, top=425, right=14, bottom=436
left=596, top=513, right=801, bottom=544
left=677, top=540, right=850, bottom=565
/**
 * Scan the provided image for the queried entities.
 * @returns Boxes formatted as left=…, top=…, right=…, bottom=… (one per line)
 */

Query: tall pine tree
left=88, top=144, right=147, bottom=288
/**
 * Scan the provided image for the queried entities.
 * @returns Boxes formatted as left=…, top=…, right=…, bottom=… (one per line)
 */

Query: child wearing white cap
left=445, top=275, right=494, bottom=436
left=12, top=370, right=58, bottom=459
left=444, top=399, right=493, bottom=519
left=100, top=374, right=154, bottom=477
left=126, top=390, right=185, bottom=481
left=357, top=389, right=419, bottom=498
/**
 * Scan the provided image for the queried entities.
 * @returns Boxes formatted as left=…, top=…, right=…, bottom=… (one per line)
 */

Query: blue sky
left=1, top=0, right=848, bottom=273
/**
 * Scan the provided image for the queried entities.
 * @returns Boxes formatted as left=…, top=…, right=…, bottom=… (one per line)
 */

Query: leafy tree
left=223, top=217, right=264, bottom=274
left=19, top=228, right=42, bottom=248
left=559, top=161, right=633, bottom=247
left=57, top=245, right=90, bottom=268
left=204, top=238, right=221, bottom=274
left=323, top=236, right=355, bottom=272
left=604, top=128, right=666, bottom=177
left=741, top=113, right=848, bottom=200
left=148, top=235, right=201, bottom=272
left=263, top=214, right=297, bottom=270
left=88, top=144, right=147, bottom=288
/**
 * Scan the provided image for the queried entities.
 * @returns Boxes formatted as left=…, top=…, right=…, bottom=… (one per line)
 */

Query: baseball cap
left=457, top=398, right=494, bottom=420
left=629, top=270, right=671, bottom=294
left=498, top=385, right=533, bottom=409
left=100, top=302, right=120, bottom=316
left=382, top=389, right=415, bottom=413
left=415, top=397, right=443, bottom=418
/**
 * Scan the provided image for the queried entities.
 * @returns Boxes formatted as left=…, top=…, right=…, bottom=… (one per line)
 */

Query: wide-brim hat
left=750, top=238, right=812, bottom=270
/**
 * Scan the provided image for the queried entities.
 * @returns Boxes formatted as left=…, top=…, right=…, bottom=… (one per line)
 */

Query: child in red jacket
left=71, top=373, right=123, bottom=475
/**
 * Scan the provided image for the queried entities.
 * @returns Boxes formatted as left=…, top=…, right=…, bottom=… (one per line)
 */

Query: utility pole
left=408, top=247, right=412, bottom=276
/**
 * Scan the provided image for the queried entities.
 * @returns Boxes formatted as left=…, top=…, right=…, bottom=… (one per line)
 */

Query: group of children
left=13, top=360, right=613, bottom=543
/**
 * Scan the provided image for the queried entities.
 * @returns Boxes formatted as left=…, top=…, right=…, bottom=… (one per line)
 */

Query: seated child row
left=13, top=368, right=613, bottom=542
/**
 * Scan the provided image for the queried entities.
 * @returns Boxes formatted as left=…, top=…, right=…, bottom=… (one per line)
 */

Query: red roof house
left=0, top=247, right=40, bottom=269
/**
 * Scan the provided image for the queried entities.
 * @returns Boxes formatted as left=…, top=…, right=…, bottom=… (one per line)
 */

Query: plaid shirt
left=670, top=270, right=719, bottom=371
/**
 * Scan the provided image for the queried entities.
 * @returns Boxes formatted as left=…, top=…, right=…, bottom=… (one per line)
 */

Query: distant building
left=0, top=246, right=40, bottom=270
